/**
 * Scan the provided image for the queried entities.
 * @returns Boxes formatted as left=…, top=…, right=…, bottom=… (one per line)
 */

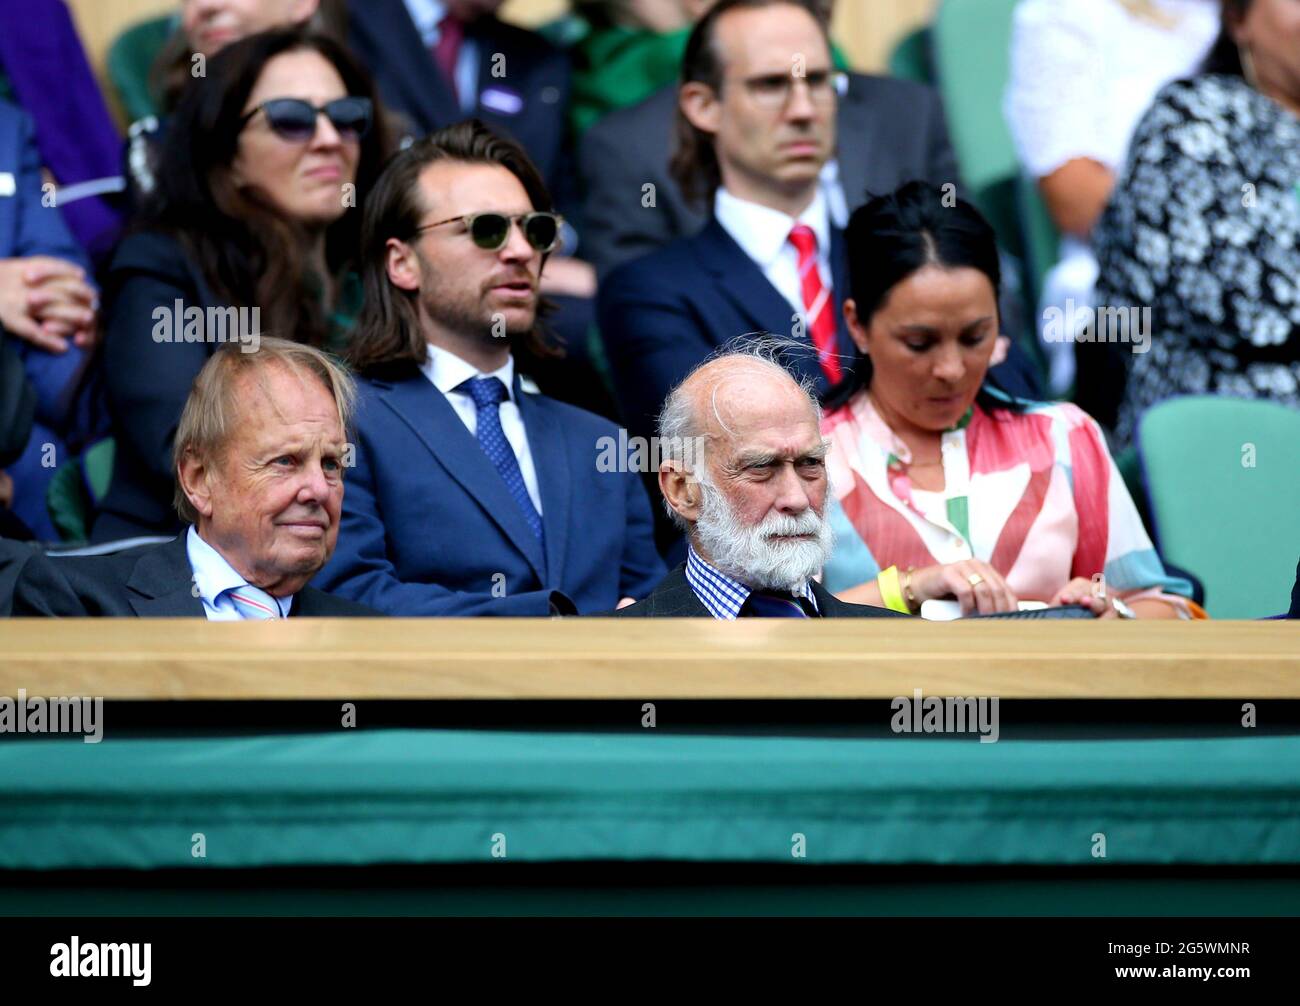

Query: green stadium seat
left=1137, top=397, right=1300, bottom=618
left=106, top=14, right=177, bottom=123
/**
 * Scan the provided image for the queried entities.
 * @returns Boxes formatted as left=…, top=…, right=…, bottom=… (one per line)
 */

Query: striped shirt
left=684, top=545, right=820, bottom=620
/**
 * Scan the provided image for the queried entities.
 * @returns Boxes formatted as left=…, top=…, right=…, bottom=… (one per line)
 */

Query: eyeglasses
left=729, top=70, right=845, bottom=109
left=239, top=97, right=373, bottom=142
left=414, top=211, right=564, bottom=253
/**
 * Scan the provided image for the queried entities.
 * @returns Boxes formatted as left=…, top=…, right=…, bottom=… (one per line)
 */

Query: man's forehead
left=715, top=4, right=831, bottom=73
left=417, top=160, right=532, bottom=214
left=231, top=366, right=343, bottom=436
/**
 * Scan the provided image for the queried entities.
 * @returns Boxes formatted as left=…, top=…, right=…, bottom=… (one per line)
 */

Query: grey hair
left=655, top=336, right=822, bottom=530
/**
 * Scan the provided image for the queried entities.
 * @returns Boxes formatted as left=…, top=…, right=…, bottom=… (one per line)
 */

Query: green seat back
left=46, top=438, right=116, bottom=544
left=1138, top=397, right=1300, bottom=618
left=931, top=0, right=1023, bottom=259
left=887, top=26, right=933, bottom=85
left=106, top=14, right=177, bottom=122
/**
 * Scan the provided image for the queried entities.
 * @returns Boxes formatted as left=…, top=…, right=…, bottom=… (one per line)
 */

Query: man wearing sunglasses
left=313, top=120, right=666, bottom=616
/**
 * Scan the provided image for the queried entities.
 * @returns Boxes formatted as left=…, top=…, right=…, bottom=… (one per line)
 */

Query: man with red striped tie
left=10, top=339, right=375, bottom=618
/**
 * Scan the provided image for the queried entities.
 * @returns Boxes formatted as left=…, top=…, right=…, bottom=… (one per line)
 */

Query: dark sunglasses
left=239, top=97, right=373, bottom=142
left=414, top=211, right=564, bottom=253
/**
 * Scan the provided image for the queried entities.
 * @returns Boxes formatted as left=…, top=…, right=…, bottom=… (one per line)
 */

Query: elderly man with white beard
left=611, top=349, right=907, bottom=619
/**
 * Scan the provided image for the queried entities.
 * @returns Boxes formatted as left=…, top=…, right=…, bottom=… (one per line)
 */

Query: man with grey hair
left=613, top=349, right=904, bottom=618
left=11, top=338, right=374, bottom=618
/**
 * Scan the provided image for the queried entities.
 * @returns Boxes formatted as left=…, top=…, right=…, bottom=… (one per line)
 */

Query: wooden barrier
left=1, top=618, right=1297, bottom=699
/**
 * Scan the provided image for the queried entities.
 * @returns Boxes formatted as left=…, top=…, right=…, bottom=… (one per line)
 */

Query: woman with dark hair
left=821, top=182, right=1194, bottom=618
left=91, top=26, right=393, bottom=542
left=1087, top=0, right=1300, bottom=445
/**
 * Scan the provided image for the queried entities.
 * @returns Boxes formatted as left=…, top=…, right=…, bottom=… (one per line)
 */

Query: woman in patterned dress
left=820, top=182, right=1194, bottom=619
left=1086, top=0, right=1300, bottom=445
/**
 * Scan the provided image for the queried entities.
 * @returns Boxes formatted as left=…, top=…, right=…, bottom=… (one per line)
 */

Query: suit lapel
left=646, top=564, right=711, bottom=616
left=359, top=0, right=460, bottom=135
left=514, top=381, right=569, bottom=587
left=374, top=373, right=548, bottom=583
left=696, top=219, right=855, bottom=399
left=126, top=534, right=205, bottom=617
left=695, top=220, right=800, bottom=343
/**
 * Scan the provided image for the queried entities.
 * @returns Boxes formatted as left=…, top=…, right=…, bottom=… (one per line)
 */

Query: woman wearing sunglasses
left=90, top=27, right=392, bottom=542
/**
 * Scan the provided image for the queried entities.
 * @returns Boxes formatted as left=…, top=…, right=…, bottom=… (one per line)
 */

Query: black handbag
left=0, top=323, right=37, bottom=469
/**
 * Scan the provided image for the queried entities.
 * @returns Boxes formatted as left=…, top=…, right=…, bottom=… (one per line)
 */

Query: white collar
left=186, top=526, right=293, bottom=616
left=713, top=186, right=831, bottom=269
left=421, top=342, right=516, bottom=399
left=402, top=0, right=448, bottom=35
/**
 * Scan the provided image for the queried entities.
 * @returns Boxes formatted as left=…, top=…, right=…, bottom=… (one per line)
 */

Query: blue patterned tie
left=222, top=584, right=282, bottom=620
left=742, top=590, right=814, bottom=618
left=458, top=376, right=545, bottom=547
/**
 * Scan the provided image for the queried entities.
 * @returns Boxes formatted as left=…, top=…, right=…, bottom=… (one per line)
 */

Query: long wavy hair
left=137, top=26, right=393, bottom=348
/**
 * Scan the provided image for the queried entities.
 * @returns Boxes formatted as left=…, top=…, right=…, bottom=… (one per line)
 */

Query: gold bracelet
left=901, top=566, right=919, bottom=613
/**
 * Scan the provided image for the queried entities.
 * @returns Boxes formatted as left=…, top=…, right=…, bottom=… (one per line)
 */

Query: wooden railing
left=1, top=619, right=1297, bottom=698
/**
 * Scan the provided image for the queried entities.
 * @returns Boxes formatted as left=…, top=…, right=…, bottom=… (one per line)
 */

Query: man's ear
left=679, top=81, right=721, bottom=137
left=659, top=461, right=703, bottom=524
left=177, top=449, right=216, bottom=521
left=386, top=238, right=423, bottom=292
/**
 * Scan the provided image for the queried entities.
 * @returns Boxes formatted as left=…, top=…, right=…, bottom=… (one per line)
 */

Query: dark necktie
left=457, top=376, right=545, bottom=549
left=742, top=589, right=816, bottom=618
left=432, top=15, right=464, bottom=104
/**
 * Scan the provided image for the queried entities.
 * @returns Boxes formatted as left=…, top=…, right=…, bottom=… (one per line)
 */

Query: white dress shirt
left=419, top=344, right=544, bottom=515
left=186, top=526, right=294, bottom=620
left=402, top=0, right=481, bottom=116
left=713, top=186, right=834, bottom=322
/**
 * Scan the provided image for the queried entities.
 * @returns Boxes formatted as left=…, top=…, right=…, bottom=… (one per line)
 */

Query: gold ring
left=967, top=573, right=984, bottom=587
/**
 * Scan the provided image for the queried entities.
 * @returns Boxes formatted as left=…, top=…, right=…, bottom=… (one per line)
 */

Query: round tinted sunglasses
left=414, top=211, right=564, bottom=253
left=239, top=97, right=373, bottom=142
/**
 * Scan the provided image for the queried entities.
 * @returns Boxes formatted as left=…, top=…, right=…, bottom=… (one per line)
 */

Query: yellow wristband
left=877, top=565, right=910, bottom=614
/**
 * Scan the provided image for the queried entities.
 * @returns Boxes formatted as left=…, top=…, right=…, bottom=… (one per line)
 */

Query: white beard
left=693, top=478, right=834, bottom=592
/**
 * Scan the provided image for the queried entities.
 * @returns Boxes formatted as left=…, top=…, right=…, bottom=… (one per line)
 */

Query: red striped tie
left=788, top=224, right=842, bottom=385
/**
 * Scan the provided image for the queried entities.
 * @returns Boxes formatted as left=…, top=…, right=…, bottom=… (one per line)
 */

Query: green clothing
left=550, top=16, right=852, bottom=140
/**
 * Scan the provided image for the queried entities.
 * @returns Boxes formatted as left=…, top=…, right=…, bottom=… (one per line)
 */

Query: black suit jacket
left=11, top=532, right=376, bottom=617
left=580, top=74, right=961, bottom=278
left=611, top=562, right=909, bottom=618
left=348, top=0, right=570, bottom=189
left=1289, top=559, right=1300, bottom=619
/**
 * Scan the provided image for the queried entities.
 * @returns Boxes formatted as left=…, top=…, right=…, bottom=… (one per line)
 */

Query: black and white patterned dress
left=1092, top=74, right=1300, bottom=447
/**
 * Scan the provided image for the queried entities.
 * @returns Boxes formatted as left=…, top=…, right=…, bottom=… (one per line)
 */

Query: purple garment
left=0, top=0, right=125, bottom=258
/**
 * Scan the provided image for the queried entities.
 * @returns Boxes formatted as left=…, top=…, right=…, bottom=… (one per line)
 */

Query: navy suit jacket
left=597, top=218, right=858, bottom=451
left=348, top=1, right=569, bottom=190
left=312, top=365, right=665, bottom=616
